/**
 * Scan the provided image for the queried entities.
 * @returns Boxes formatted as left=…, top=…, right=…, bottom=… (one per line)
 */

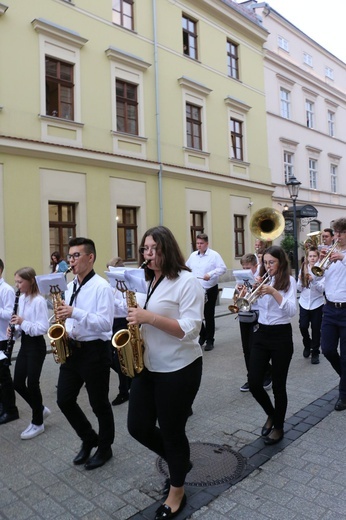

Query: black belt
left=326, top=299, right=346, bottom=309
left=68, top=339, right=107, bottom=349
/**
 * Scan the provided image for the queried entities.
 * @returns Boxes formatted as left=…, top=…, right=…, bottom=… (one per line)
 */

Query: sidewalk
left=0, top=300, right=345, bottom=519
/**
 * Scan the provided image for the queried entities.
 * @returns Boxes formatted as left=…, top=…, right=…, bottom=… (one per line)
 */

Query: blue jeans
left=321, top=304, right=346, bottom=399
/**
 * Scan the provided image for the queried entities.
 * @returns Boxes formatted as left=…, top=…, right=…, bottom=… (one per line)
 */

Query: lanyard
left=143, top=275, right=164, bottom=310
left=69, top=270, right=95, bottom=306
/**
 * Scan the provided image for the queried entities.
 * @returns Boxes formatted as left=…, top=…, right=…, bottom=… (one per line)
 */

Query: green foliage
left=280, top=235, right=295, bottom=254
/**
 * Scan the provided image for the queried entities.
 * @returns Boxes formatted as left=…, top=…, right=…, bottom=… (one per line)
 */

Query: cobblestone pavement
left=1, top=299, right=345, bottom=519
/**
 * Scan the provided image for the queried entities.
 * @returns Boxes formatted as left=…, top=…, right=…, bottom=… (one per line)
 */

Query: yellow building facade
left=0, top=0, right=272, bottom=277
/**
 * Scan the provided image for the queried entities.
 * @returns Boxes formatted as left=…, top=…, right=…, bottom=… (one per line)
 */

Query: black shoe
left=264, top=428, right=284, bottom=445
left=261, top=417, right=273, bottom=437
left=303, top=346, right=311, bottom=358
left=335, top=398, right=346, bottom=411
left=84, top=447, right=113, bottom=470
left=204, top=341, right=214, bottom=351
left=73, top=439, right=98, bottom=465
left=155, top=494, right=187, bottom=520
left=0, top=411, right=19, bottom=425
left=111, top=394, right=129, bottom=406
left=263, top=378, right=272, bottom=391
left=311, top=354, right=320, bottom=365
left=198, top=336, right=205, bottom=347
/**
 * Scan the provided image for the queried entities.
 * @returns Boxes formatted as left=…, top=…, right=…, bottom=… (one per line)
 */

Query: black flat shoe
left=84, top=447, right=112, bottom=470
left=73, top=439, right=98, bottom=465
left=264, top=429, right=284, bottom=445
left=155, top=494, right=187, bottom=520
left=335, top=398, right=346, bottom=411
left=0, top=411, right=19, bottom=425
left=261, top=417, right=273, bottom=437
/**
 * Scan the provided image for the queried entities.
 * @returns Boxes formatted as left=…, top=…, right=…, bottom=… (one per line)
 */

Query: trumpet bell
left=236, top=298, right=251, bottom=312
left=250, top=207, right=285, bottom=242
left=311, top=265, right=324, bottom=276
left=228, top=304, right=239, bottom=314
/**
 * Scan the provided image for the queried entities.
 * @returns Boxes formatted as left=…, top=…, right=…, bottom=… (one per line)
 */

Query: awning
left=283, top=204, right=318, bottom=219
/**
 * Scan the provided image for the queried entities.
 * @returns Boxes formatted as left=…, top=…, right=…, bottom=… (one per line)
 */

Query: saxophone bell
left=47, top=266, right=72, bottom=364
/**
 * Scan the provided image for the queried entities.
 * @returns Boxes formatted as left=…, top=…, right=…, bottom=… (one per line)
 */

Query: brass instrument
left=250, top=207, right=285, bottom=242
left=304, top=231, right=322, bottom=250
left=229, top=273, right=270, bottom=314
left=311, top=240, right=339, bottom=276
left=47, top=266, right=72, bottom=364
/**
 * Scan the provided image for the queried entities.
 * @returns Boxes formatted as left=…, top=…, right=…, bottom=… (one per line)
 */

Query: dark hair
left=240, top=253, right=257, bottom=266
left=332, top=218, right=346, bottom=233
left=0, top=259, right=4, bottom=272
left=51, top=251, right=61, bottom=262
left=107, top=257, right=124, bottom=268
left=323, top=228, right=334, bottom=236
left=259, top=246, right=291, bottom=292
left=196, top=233, right=208, bottom=242
left=14, top=267, right=39, bottom=297
left=69, top=237, right=96, bottom=261
left=139, top=226, right=190, bottom=281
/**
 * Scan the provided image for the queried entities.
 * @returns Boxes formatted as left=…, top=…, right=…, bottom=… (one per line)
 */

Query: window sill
left=39, top=114, right=84, bottom=146
left=183, top=148, right=210, bottom=170
left=111, top=131, right=148, bottom=158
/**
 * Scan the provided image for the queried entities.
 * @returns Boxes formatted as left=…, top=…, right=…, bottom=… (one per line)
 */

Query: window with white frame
left=230, top=118, right=243, bottom=160
left=303, top=52, right=313, bottom=66
left=328, top=110, right=335, bottom=137
left=278, top=36, right=289, bottom=51
left=309, top=159, right=318, bottom=189
left=227, top=40, right=239, bottom=80
left=284, top=152, right=294, bottom=184
left=306, top=100, right=314, bottom=128
left=280, top=88, right=290, bottom=118
left=224, top=96, right=251, bottom=164
left=331, top=164, right=337, bottom=193
left=112, top=0, right=134, bottom=30
left=325, top=67, right=334, bottom=80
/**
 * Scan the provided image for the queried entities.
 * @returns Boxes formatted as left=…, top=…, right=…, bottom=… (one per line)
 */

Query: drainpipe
left=152, top=0, right=163, bottom=225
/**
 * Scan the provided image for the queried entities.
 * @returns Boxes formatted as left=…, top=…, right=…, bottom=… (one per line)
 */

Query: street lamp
left=285, top=175, right=301, bottom=280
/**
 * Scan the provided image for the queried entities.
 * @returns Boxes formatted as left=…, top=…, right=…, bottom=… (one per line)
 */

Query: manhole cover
left=156, top=442, right=246, bottom=487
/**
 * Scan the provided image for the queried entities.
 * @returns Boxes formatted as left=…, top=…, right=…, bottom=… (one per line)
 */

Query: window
left=49, top=202, right=76, bottom=258
left=306, top=100, right=314, bottom=128
left=328, top=110, right=335, bottom=137
left=46, top=57, right=74, bottom=120
left=117, top=207, right=138, bottom=261
left=116, top=80, right=138, bottom=135
left=227, top=40, right=239, bottom=79
left=186, top=103, right=202, bottom=150
left=325, top=67, right=334, bottom=80
left=280, top=88, right=290, bottom=118
left=182, top=15, right=197, bottom=59
left=230, top=118, right=243, bottom=160
left=284, top=152, right=294, bottom=184
left=278, top=36, right=289, bottom=51
left=234, top=215, right=245, bottom=257
left=331, top=164, right=337, bottom=193
left=309, top=159, right=317, bottom=189
left=112, top=0, right=134, bottom=30
left=303, top=52, right=313, bottom=66
left=190, top=212, right=204, bottom=251
left=309, top=220, right=320, bottom=233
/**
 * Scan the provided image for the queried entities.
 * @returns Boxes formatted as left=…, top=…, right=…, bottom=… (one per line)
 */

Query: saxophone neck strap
left=69, top=269, right=95, bottom=306
left=144, top=275, right=164, bottom=310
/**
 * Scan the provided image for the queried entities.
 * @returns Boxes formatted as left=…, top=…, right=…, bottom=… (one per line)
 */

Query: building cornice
left=32, top=18, right=88, bottom=48
left=178, top=76, right=212, bottom=96
left=105, top=47, right=151, bottom=71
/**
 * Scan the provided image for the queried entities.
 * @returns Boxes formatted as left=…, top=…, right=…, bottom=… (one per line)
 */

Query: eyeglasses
left=67, top=252, right=87, bottom=261
left=139, top=246, right=158, bottom=254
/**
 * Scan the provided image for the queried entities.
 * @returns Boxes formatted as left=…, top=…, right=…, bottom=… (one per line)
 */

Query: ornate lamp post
left=285, top=176, right=301, bottom=280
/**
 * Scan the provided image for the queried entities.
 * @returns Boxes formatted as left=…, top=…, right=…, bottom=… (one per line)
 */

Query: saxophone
left=47, top=266, right=72, bottom=364
left=111, top=260, right=148, bottom=378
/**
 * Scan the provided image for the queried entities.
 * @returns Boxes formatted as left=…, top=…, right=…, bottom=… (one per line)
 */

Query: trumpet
left=311, top=240, right=339, bottom=276
left=229, top=273, right=270, bottom=314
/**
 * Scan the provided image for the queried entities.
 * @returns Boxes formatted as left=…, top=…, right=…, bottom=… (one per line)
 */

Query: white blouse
left=16, top=294, right=49, bottom=337
left=297, top=267, right=325, bottom=310
left=257, top=275, right=297, bottom=325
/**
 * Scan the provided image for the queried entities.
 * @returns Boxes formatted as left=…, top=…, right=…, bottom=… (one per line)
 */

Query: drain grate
left=156, top=442, right=246, bottom=487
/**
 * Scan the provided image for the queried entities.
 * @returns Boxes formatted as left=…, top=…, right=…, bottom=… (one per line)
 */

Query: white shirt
left=112, top=288, right=146, bottom=319
left=141, top=270, right=204, bottom=372
left=324, top=253, right=346, bottom=303
left=186, top=248, right=227, bottom=290
left=257, top=275, right=297, bottom=325
left=0, top=278, right=15, bottom=341
left=65, top=273, right=114, bottom=341
left=16, top=294, right=49, bottom=337
left=297, top=268, right=325, bottom=310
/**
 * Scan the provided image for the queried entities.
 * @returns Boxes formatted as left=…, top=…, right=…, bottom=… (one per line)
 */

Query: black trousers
left=128, top=357, right=202, bottom=487
left=0, top=339, right=18, bottom=415
left=13, top=333, right=46, bottom=425
left=111, top=318, right=131, bottom=397
left=200, top=284, right=219, bottom=343
left=239, top=321, right=271, bottom=381
left=57, top=340, right=115, bottom=451
left=249, top=324, right=293, bottom=430
left=299, top=304, right=323, bottom=355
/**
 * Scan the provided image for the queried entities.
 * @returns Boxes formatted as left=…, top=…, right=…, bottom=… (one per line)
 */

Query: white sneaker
left=21, top=423, right=33, bottom=436
left=43, top=406, right=51, bottom=420
left=21, top=423, right=44, bottom=440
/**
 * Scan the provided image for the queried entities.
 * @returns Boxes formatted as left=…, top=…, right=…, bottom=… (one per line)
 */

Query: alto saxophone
left=47, top=266, right=72, bottom=364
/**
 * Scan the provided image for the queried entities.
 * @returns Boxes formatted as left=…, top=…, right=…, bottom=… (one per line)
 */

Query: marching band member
left=11, top=267, right=50, bottom=439
left=56, top=237, right=115, bottom=469
left=320, top=218, right=346, bottom=411
left=297, top=247, right=324, bottom=364
left=248, top=246, right=297, bottom=445
left=127, top=226, right=204, bottom=520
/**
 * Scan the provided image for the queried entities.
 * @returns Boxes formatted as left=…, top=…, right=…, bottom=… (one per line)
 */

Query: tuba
left=47, top=266, right=72, bottom=364
left=250, top=207, right=285, bottom=242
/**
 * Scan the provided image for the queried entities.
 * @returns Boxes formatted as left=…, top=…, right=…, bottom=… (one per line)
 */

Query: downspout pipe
left=152, top=0, right=163, bottom=225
